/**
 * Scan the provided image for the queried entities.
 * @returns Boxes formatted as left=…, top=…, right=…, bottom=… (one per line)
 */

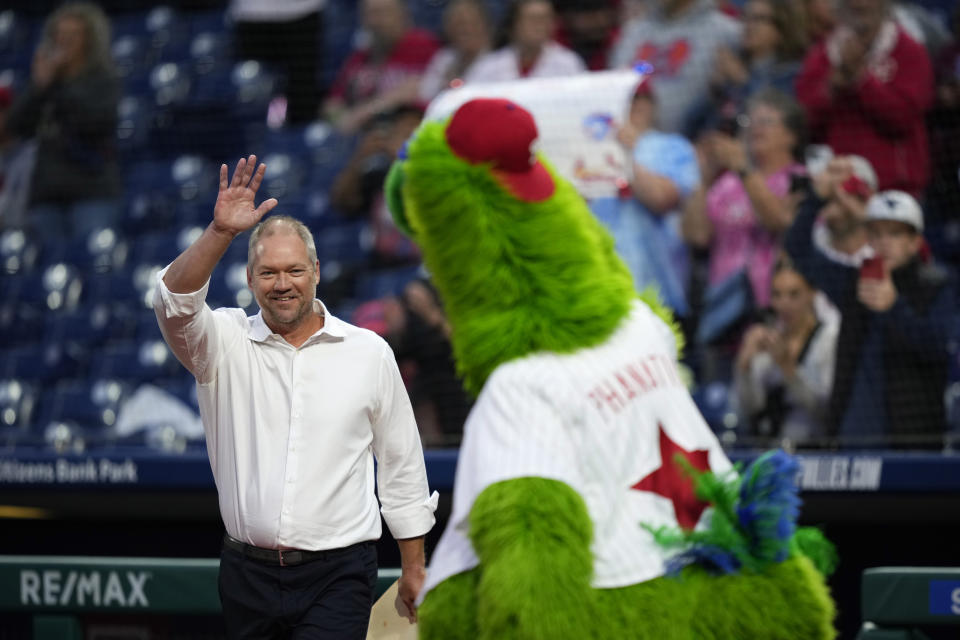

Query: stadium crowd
left=0, top=0, right=958, bottom=452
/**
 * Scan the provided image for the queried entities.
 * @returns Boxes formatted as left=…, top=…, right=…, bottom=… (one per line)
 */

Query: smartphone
left=789, top=174, right=811, bottom=194
left=859, top=255, right=884, bottom=280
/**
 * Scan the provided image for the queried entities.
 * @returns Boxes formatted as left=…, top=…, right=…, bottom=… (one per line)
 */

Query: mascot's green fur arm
left=420, top=477, right=595, bottom=640
left=418, top=478, right=835, bottom=640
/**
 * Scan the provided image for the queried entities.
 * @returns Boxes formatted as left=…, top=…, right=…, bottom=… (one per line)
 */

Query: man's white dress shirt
left=154, top=267, right=437, bottom=551
left=420, top=301, right=731, bottom=602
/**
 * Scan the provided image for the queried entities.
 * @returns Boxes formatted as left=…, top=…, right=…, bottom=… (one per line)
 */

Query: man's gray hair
left=44, top=3, right=115, bottom=75
left=247, top=215, right=319, bottom=272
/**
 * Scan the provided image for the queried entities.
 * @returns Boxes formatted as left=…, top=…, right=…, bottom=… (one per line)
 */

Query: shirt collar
left=248, top=299, right=347, bottom=344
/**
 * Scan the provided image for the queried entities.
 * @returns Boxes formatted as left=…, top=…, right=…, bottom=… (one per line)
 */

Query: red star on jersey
left=630, top=424, right=712, bottom=530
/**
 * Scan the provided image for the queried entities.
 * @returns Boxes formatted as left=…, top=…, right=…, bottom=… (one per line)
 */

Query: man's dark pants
left=219, top=540, right=378, bottom=639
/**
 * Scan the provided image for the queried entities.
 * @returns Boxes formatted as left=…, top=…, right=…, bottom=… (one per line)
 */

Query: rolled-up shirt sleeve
left=152, top=264, right=223, bottom=384
left=372, top=343, right=438, bottom=540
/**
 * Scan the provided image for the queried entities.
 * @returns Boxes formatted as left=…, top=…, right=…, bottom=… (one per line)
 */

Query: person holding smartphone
left=785, top=169, right=955, bottom=449
left=734, top=256, right=839, bottom=448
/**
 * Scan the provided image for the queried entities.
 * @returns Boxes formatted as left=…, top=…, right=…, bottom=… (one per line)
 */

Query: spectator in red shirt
left=795, top=0, right=934, bottom=198
left=324, top=0, right=439, bottom=133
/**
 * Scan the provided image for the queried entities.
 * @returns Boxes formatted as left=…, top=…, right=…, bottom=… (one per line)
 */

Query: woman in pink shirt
left=683, top=88, right=807, bottom=310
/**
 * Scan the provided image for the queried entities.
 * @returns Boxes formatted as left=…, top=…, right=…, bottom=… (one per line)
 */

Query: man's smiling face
left=248, top=231, right=319, bottom=334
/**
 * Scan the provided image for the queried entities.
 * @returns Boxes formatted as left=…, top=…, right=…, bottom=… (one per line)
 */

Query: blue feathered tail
left=644, top=450, right=836, bottom=577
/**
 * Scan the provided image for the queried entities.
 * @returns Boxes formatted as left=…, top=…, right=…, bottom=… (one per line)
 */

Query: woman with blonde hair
left=7, top=2, right=120, bottom=239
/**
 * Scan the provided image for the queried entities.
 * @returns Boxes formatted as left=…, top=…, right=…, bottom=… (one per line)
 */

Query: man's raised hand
left=212, top=155, right=278, bottom=237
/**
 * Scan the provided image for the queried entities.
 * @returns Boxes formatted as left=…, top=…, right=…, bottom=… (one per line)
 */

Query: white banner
left=426, top=70, right=647, bottom=199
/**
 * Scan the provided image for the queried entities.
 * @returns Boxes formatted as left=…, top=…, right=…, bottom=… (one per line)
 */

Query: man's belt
left=222, top=534, right=370, bottom=567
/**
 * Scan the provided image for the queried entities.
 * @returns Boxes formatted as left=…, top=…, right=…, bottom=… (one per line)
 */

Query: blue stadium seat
left=222, top=230, right=253, bottom=265
left=0, top=65, right=26, bottom=95
left=410, top=0, right=446, bottom=37
left=175, top=201, right=213, bottom=228
left=150, top=76, right=249, bottom=159
left=149, top=61, right=192, bottom=108
left=946, top=381, right=960, bottom=440
left=188, top=65, right=232, bottom=106
left=89, top=339, right=181, bottom=382
left=0, top=10, right=21, bottom=54
left=0, top=228, right=41, bottom=275
left=0, top=301, right=45, bottom=346
left=692, top=380, right=737, bottom=435
left=130, top=230, right=181, bottom=267
left=261, top=152, right=308, bottom=200
left=355, top=265, right=423, bottom=301
left=86, top=261, right=164, bottom=311
left=0, top=10, right=35, bottom=66
left=306, top=164, right=345, bottom=199
left=189, top=30, right=229, bottom=77
left=0, top=378, right=39, bottom=429
left=0, top=343, right=77, bottom=383
left=134, top=308, right=164, bottom=342
left=86, top=272, right=142, bottom=309
left=322, top=0, right=358, bottom=88
left=44, top=303, right=132, bottom=348
left=304, top=121, right=354, bottom=170
left=0, top=29, right=32, bottom=87
left=233, top=59, right=278, bottom=115
left=125, top=157, right=176, bottom=190
left=273, top=191, right=335, bottom=229
left=188, top=9, right=228, bottom=38
left=112, top=34, right=150, bottom=87
left=0, top=378, right=39, bottom=430
left=153, top=375, right=198, bottom=411
left=144, top=5, right=187, bottom=57
left=190, top=58, right=277, bottom=113
left=123, top=193, right=180, bottom=237
left=121, top=158, right=181, bottom=235
left=0, top=377, right=42, bottom=448
left=171, top=154, right=218, bottom=203
left=36, top=379, right=129, bottom=436
left=112, top=10, right=151, bottom=39
left=208, top=260, right=256, bottom=312
left=263, top=124, right=315, bottom=158
left=65, top=227, right=129, bottom=274
left=315, top=220, right=373, bottom=270
left=39, top=419, right=89, bottom=454
left=176, top=225, right=204, bottom=252
left=6, top=264, right=84, bottom=312
left=116, top=95, right=154, bottom=158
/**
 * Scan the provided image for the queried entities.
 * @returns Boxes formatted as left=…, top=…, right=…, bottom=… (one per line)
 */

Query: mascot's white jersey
left=420, top=301, right=733, bottom=602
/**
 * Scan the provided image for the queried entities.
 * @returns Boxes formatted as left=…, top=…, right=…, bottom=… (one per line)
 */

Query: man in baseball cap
left=863, top=190, right=924, bottom=264
left=786, top=172, right=955, bottom=448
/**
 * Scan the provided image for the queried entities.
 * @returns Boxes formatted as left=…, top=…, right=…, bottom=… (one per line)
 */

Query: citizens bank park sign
left=0, top=458, right=138, bottom=485
left=0, top=451, right=958, bottom=492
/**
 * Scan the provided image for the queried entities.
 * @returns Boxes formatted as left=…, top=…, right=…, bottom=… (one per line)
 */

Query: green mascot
left=385, top=97, right=837, bottom=640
